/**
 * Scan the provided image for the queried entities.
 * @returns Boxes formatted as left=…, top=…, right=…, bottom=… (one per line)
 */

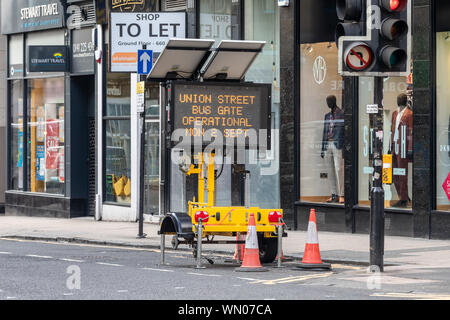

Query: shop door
left=71, top=75, right=95, bottom=216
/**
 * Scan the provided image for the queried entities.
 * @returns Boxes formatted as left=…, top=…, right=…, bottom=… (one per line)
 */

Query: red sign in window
left=442, top=173, right=450, bottom=202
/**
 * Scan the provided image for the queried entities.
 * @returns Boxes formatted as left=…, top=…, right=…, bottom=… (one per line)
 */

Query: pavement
left=1, top=215, right=450, bottom=269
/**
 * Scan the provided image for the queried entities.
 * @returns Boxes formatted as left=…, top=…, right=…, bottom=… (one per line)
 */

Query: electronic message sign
left=170, top=82, right=272, bottom=149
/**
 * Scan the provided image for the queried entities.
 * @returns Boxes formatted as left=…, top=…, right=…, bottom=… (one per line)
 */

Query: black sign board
left=1, top=0, right=65, bottom=35
left=28, top=46, right=69, bottom=73
left=108, top=0, right=158, bottom=12
left=71, top=28, right=95, bottom=74
left=170, top=82, right=272, bottom=149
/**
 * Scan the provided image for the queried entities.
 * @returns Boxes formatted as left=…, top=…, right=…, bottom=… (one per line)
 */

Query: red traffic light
left=380, top=0, right=407, bottom=12
left=390, top=0, right=400, bottom=10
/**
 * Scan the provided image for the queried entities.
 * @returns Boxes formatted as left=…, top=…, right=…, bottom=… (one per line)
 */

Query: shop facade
left=3, top=0, right=449, bottom=240
left=97, top=0, right=283, bottom=222
left=1, top=0, right=284, bottom=222
left=292, top=0, right=450, bottom=239
left=2, top=0, right=96, bottom=218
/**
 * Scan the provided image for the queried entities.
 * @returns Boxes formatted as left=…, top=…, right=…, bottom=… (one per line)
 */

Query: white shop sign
left=110, top=12, right=186, bottom=72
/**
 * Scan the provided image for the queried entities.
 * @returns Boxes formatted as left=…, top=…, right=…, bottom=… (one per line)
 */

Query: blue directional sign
left=137, top=50, right=153, bottom=75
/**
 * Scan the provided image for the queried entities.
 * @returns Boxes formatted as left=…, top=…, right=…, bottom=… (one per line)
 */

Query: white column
left=95, top=24, right=103, bottom=221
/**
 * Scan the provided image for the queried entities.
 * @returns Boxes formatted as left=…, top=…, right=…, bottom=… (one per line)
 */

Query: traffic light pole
left=138, top=45, right=147, bottom=239
left=370, top=76, right=385, bottom=272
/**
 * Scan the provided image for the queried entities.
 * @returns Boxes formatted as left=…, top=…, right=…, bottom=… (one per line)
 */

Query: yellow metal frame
left=184, top=153, right=283, bottom=237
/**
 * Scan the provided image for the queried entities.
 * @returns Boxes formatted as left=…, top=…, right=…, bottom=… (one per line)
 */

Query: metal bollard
left=236, top=232, right=241, bottom=263
left=275, top=222, right=283, bottom=268
left=160, top=233, right=166, bottom=266
left=196, top=219, right=206, bottom=269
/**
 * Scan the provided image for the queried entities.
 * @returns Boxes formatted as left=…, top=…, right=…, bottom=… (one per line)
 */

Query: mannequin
left=390, top=93, right=413, bottom=207
left=321, top=95, right=345, bottom=204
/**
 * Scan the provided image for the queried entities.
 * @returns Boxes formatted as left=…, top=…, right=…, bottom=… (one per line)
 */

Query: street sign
left=345, top=43, right=373, bottom=71
left=170, top=82, right=272, bottom=149
left=109, top=12, right=186, bottom=72
left=366, top=104, right=379, bottom=114
left=382, top=154, right=393, bottom=185
left=137, top=81, right=145, bottom=113
left=138, top=50, right=153, bottom=75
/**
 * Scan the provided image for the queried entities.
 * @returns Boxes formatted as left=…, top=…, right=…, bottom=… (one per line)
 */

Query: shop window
left=105, top=120, right=131, bottom=204
left=144, top=121, right=160, bottom=215
left=10, top=80, right=23, bottom=190
left=299, top=42, right=345, bottom=204
left=358, top=77, right=413, bottom=209
left=144, top=83, right=161, bottom=215
left=244, top=0, right=280, bottom=209
left=105, top=74, right=131, bottom=204
left=27, top=78, right=65, bottom=195
left=436, top=32, right=450, bottom=211
left=199, top=0, right=238, bottom=41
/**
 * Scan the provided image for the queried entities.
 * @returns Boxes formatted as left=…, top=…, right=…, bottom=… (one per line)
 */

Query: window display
left=321, top=95, right=345, bottom=203
left=299, top=42, right=344, bottom=204
left=358, top=77, right=413, bottom=208
left=199, top=0, right=235, bottom=41
left=27, top=78, right=65, bottom=195
left=244, top=0, right=281, bottom=209
left=105, top=73, right=131, bottom=204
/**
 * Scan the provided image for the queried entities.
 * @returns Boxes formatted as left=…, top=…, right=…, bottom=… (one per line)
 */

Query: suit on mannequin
left=390, top=93, right=413, bottom=207
left=321, top=95, right=345, bottom=204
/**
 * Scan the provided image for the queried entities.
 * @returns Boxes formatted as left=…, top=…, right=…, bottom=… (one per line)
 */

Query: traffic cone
left=235, top=213, right=268, bottom=272
left=296, top=209, right=331, bottom=270
left=233, top=234, right=245, bottom=262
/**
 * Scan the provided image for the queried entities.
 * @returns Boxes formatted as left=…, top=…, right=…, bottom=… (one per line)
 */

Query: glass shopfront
left=27, top=78, right=65, bottom=195
left=9, top=80, right=24, bottom=191
left=299, top=42, right=345, bottom=204
left=245, top=0, right=280, bottom=209
left=200, top=0, right=236, bottom=41
left=358, top=77, right=412, bottom=209
left=436, top=31, right=450, bottom=211
left=105, top=73, right=131, bottom=205
left=144, top=84, right=161, bottom=215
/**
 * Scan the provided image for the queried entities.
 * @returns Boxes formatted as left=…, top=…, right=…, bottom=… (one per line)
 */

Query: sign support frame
left=137, top=45, right=148, bottom=239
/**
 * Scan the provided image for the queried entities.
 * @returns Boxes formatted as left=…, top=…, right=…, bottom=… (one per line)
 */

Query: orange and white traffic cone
left=296, top=209, right=331, bottom=270
left=235, top=213, right=268, bottom=272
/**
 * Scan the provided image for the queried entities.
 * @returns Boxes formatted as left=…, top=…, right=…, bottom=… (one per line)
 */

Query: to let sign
left=110, top=12, right=186, bottom=72
left=170, top=83, right=272, bottom=149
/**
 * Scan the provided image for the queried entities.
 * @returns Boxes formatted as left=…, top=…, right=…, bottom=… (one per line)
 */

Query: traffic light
left=336, top=0, right=411, bottom=77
